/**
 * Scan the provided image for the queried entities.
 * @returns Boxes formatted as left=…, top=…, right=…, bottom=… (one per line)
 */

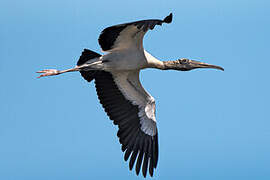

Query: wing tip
left=163, top=13, right=173, bottom=24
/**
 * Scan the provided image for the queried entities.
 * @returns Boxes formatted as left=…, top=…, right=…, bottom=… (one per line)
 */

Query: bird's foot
left=36, top=69, right=60, bottom=78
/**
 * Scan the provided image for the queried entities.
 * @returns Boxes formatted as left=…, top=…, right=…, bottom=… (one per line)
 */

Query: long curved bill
left=190, top=60, right=224, bottom=71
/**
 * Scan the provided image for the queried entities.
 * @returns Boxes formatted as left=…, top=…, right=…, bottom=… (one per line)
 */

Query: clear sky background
left=1, top=0, right=270, bottom=179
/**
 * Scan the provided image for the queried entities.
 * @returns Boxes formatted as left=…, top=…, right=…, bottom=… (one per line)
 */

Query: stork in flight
left=37, top=13, right=224, bottom=177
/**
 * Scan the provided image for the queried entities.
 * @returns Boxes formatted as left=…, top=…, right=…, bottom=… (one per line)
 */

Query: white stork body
left=100, top=50, right=147, bottom=70
left=37, top=13, right=224, bottom=178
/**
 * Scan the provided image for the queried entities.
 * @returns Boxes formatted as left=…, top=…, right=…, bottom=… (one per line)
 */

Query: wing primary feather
left=129, top=150, right=139, bottom=170
left=142, top=137, right=150, bottom=177
left=124, top=148, right=132, bottom=161
left=128, top=129, right=141, bottom=169
left=135, top=131, right=145, bottom=175
left=124, top=129, right=139, bottom=161
left=121, top=144, right=127, bottom=152
left=135, top=150, right=144, bottom=175
left=148, top=137, right=154, bottom=177
left=163, top=13, right=173, bottom=23
left=121, top=127, right=140, bottom=152
left=152, top=134, right=159, bottom=168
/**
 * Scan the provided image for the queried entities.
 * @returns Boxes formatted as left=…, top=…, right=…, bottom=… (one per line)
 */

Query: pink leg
left=36, top=67, right=80, bottom=78
left=36, top=69, right=60, bottom=78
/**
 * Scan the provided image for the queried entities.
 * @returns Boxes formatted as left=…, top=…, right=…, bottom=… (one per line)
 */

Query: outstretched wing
left=94, top=70, right=158, bottom=177
left=98, top=13, right=172, bottom=52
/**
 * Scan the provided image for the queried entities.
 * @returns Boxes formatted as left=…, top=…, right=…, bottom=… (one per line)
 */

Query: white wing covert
left=98, top=13, right=172, bottom=52
left=94, top=70, right=159, bottom=177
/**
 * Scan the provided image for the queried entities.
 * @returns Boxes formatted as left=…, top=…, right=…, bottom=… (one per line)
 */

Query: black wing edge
left=94, top=71, right=159, bottom=178
left=77, top=49, right=101, bottom=83
left=163, top=13, right=173, bottom=24
left=98, top=13, right=173, bottom=51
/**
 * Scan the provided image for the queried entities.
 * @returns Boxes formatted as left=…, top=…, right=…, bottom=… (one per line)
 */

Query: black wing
left=98, top=13, right=172, bottom=52
left=94, top=71, right=158, bottom=177
left=77, top=49, right=159, bottom=177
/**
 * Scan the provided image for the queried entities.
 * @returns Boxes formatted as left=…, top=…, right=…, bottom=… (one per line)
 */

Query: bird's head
left=164, top=58, right=224, bottom=71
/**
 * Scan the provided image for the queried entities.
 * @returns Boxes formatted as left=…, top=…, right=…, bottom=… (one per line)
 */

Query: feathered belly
left=101, top=50, right=147, bottom=71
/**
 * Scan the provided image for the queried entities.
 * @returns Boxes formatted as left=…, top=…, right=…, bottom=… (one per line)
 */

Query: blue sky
left=1, top=0, right=270, bottom=179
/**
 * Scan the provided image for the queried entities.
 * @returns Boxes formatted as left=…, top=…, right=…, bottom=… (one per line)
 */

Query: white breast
left=102, top=49, right=148, bottom=71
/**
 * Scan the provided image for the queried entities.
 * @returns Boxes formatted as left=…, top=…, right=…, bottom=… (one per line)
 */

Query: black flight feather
left=79, top=70, right=159, bottom=177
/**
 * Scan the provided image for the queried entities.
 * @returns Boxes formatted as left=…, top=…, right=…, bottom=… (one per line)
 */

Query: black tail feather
left=77, top=49, right=101, bottom=66
left=77, top=49, right=101, bottom=82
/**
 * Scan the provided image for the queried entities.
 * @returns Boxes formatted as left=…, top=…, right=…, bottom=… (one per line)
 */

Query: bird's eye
left=180, top=59, right=189, bottom=64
